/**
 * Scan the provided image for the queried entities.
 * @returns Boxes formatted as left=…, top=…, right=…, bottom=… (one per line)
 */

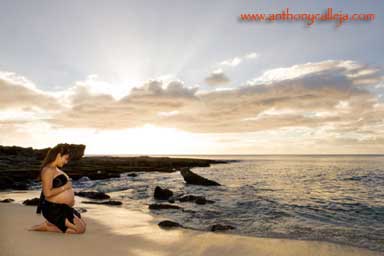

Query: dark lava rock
left=178, top=195, right=198, bottom=202
left=0, top=198, right=14, bottom=203
left=0, top=177, right=30, bottom=190
left=179, top=168, right=221, bottom=186
left=149, top=204, right=182, bottom=210
left=158, top=220, right=182, bottom=229
left=82, top=200, right=122, bottom=205
left=168, top=199, right=175, bottom=203
left=11, top=181, right=30, bottom=190
left=77, top=176, right=91, bottom=182
left=210, top=224, right=235, bottom=232
left=154, top=186, right=174, bottom=200
left=75, top=191, right=111, bottom=200
left=1, top=144, right=234, bottom=192
left=181, top=209, right=196, bottom=214
left=178, top=195, right=215, bottom=205
left=127, top=173, right=137, bottom=177
left=23, top=197, right=40, bottom=206
left=0, top=144, right=85, bottom=161
left=67, top=144, right=86, bottom=161
left=0, top=177, right=15, bottom=190
left=75, top=207, right=88, bottom=213
left=195, top=197, right=215, bottom=205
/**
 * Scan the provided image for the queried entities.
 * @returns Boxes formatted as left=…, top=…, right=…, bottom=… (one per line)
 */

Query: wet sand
left=0, top=192, right=381, bottom=256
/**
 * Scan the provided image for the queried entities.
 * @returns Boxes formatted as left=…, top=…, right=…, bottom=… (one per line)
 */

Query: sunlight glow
left=38, top=124, right=218, bottom=155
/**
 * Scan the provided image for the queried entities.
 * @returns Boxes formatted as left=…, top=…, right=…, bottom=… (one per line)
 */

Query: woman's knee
left=65, top=216, right=86, bottom=234
left=79, top=218, right=87, bottom=228
left=73, top=215, right=86, bottom=233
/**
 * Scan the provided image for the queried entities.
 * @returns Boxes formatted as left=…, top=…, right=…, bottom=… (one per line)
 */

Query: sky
left=0, top=0, right=383, bottom=155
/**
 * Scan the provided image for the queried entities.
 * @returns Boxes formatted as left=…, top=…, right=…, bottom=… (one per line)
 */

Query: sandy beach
left=0, top=192, right=381, bottom=256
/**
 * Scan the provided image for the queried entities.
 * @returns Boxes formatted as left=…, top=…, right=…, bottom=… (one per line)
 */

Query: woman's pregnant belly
left=48, top=187, right=75, bottom=207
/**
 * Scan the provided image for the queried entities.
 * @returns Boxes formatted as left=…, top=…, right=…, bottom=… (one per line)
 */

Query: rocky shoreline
left=1, top=151, right=236, bottom=233
left=3, top=166, right=235, bottom=233
left=0, top=144, right=238, bottom=190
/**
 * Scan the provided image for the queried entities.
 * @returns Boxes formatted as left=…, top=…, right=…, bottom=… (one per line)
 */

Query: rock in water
left=149, top=204, right=182, bottom=210
left=22, top=197, right=40, bottom=206
left=154, top=186, right=174, bottom=200
left=195, top=197, right=215, bottom=205
left=0, top=198, right=14, bottom=203
left=158, top=220, right=182, bottom=229
left=211, top=224, right=235, bottom=232
left=82, top=200, right=122, bottom=205
left=177, top=195, right=215, bottom=205
left=77, top=176, right=91, bottom=182
left=75, top=191, right=111, bottom=200
left=179, top=168, right=221, bottom=186
left=75, top=207, right=88, bottom=213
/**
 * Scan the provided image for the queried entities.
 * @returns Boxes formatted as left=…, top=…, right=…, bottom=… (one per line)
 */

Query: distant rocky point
left=0, top=144, right=238, bottom=190
left=0, top=144, right=85, bottom=161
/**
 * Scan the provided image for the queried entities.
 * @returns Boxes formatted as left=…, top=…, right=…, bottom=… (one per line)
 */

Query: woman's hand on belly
left=48, top=187, right=75, bottom=206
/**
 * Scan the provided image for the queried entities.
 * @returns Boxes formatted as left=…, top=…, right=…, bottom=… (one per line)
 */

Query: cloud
left=219, top=57, right=242, bottom=67
left=128, top=79, right=198, bottom=99
left=244, top=52, right=258, bottom=59
left=219, top=52, right=258, bottom=67
left=204, top=69, right=231, bottom=86
left=0, top=71, right=63, bottom=111
left=1, top=60, right=383, bottom=152
left=38, top=78, right=200, bottom=129
left=155, top=60, right=383, bottom=135
left=248, top=59, right=382, bottom=86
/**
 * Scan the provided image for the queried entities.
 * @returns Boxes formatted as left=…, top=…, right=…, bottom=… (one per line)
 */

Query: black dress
left=36, top=174, right=81, bottom=233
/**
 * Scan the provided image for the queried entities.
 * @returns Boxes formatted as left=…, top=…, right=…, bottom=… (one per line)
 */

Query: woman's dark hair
left=37, top=143, right=71, bottom=181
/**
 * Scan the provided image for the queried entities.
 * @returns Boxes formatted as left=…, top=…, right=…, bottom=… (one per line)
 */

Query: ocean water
left=31, top=155, right=384, bottom=252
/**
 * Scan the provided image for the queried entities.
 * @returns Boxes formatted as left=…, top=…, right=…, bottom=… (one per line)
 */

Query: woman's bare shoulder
left=41, top=166, right=55, bottom=176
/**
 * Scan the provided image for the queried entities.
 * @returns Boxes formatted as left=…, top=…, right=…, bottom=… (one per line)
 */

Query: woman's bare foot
left=28, top=221, right=57, bottom=231
left=28, top=222, right=46, bottom=231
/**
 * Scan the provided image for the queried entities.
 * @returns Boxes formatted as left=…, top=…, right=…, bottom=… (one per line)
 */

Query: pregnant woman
left=28, top=143, right=87, bottom=234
